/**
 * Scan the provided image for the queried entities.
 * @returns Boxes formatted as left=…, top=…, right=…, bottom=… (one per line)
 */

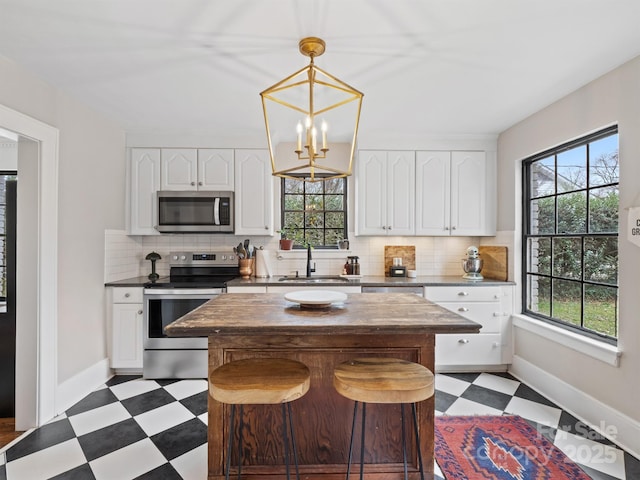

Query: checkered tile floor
left=0, top=372, right=637, bottom=479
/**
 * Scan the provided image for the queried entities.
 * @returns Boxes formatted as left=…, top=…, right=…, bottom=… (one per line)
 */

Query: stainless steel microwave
left=156, top=191, right=234, bottom=233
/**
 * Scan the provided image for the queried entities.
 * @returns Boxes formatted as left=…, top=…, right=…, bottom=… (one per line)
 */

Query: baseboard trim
left=55, top=359, right=113, bottom=417
left=510, top=355, right=640, bottom=459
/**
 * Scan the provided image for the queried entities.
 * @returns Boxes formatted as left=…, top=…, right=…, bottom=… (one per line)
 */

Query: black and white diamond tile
left=0, top=373, right=637, bottom=479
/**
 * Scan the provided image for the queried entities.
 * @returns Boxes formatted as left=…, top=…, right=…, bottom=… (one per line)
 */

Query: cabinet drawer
left=112, top=287, right=143, bottom=303
left=425, top=285, right=501, bottom=302
left=437, top=302, right=502, bottom=332
left=436, top=333, right=502, bottom=366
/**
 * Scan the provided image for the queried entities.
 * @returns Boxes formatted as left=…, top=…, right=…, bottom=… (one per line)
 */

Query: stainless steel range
left=142, top=251, right=239, bottom=379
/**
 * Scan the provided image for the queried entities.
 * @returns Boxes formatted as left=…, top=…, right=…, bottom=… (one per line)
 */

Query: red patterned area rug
left=435, top=415, right=591, bottom=480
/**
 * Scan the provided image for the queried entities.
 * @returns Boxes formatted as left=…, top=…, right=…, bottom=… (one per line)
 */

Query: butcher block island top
left=166, top=292, right=480, bottom=480
left=165, top=292, right=481, bottom=337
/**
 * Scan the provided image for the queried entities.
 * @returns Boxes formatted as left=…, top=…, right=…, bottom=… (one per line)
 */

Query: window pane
left=324, top=178, right=344, bottom=194
left=284, top=211, right=304, bottom=229
left=530, top=156, right=555, bottom=197
left=552, top=237, right=581, bottom=279
left=552, top=279, right=582, bottom=326
left=305, top=212, right=324, bottom=228
left=326, top=229, right=344, bottom=245
left=589, top=186, right=618, bottom=233
left=325, top=212, right=345, bottom=229
left=305, top=229, right=323, bottom=246
left=584, top=284, right=618, bottom=337
left=557, top=191, right=586, bottom=233
left=325, top=195, right=343, bottom=210
left=527, top=274, right=550, bottom=316
left=589, top=135, right=619, bottom=186
left=284, top=194, right=304, bottom=210
left=557, top=145, right=586, bottom=193
left=530, top=198, right=555, bottom=234
left=305, top=194, right=323, bottom=210
left=527, top=237, right=550, bottom=275
left=584, top=237, right=618, bottom=285
left=284, top=178, right=304, bottom=193
left=305, top=181, right=323, bottom=194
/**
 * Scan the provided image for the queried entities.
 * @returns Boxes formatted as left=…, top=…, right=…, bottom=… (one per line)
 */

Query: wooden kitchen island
left=165, top=292, right=480, bottom=480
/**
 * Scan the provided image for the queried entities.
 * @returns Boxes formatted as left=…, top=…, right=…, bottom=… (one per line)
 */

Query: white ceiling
left=2, top=0, right=640, bottom=142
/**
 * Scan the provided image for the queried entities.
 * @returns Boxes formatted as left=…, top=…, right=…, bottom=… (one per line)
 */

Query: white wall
left=498, top=55, right=640, bottom=444
left=0, top=54, right=126, bottom=388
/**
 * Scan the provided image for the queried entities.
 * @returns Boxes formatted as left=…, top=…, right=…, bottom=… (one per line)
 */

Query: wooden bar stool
left=333, top=357, right=435, bottom=480
left=210, top=358, right=311, bottom=480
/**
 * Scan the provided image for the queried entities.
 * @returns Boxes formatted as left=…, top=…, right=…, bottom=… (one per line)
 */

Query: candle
left=321, top=119, right=327, bottom=149
left=296, top=121, right=303, bottom=151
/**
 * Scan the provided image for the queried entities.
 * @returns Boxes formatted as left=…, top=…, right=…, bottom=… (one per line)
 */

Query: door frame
left=0, top=103, right=59, bottom=429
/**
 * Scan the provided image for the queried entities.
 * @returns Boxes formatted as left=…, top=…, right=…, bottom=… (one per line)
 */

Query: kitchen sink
left=278, top=275, right=350, bottom=283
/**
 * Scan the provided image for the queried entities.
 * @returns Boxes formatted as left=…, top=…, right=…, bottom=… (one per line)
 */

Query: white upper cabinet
left=356, top=150, right=415, bottom=236
left=416, top=150, right=496, bottom=236
left=234, top=149, right=274, bottom=236
left=198, top=149, right=234, bottom=190
left=129, top=148, right=161, bottom=235
left=161, top=148, right=234, bottom=191
left=415, top=151, right=451, bottom=236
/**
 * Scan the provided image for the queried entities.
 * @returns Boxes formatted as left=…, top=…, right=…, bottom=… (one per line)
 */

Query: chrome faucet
left=306, top=245, right=316, bottom=277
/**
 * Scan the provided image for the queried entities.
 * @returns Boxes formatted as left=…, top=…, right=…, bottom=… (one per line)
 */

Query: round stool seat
left=333, top=357, right=434, bottom=404
left=210, top=358, right=310, bottom=405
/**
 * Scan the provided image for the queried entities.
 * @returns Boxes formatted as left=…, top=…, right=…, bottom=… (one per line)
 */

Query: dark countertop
left=106, top=274, right=514, bottom=288
left=227, top=275, right=515, bottom=287
left=105, top=276, right=151, bottom=287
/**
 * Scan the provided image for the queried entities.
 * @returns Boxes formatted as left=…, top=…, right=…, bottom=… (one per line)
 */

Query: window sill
left=512, top=314, right=622, bottom=367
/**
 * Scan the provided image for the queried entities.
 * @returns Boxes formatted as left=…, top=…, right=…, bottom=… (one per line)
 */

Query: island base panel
left=208, top=334, right=434, bottom=479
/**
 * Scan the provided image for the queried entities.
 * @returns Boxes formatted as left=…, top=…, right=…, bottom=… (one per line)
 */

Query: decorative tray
left=284, top=290, right=348, bottom=309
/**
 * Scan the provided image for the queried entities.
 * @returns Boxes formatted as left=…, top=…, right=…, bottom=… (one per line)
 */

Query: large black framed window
left=281, top=175, right=347, bottom=248
left=522, top=126, right=619, bottom=343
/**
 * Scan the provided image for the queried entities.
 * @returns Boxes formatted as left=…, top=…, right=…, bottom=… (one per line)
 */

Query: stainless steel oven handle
left=143, top=288, right=224, bottom=296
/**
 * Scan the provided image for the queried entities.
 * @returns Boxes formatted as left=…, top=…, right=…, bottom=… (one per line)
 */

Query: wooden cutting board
left=384, top=245, right=416, bottom=276
left=478, top=246, right=508, bottom=281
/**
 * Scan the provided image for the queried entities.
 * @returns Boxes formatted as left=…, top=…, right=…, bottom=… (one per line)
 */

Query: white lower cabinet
left=426, top=285, right=513, bottom=370
left=110, top=287, right=144, bottom=370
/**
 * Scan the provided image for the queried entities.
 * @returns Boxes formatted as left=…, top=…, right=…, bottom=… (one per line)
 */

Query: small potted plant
left=278, top=229, right=294, bottom=250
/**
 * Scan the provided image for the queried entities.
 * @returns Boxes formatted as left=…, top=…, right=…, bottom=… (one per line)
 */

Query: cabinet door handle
left=124, top=293, right=130, bottom=298
left=493, top=312, right=501, bottom=317
left=137, top=310, right=143, bottom=315
left=458, top=307, right=469, bottom=312
left=388, top=226, right=392, bottom=230
left=198, top=181, right=203, bottom=186
left=452, top=226, right=457, bottom=230
left=265, top=225, right=269, bottom=230
left=444, top=226, right=449, bottom=230
left=191, top=181, right=196, bottom=186
left=382, top=226, right=387, bottom=230
left=458, top=339, right=470, bottom=344
left=457, top=291, right=469, bottom=296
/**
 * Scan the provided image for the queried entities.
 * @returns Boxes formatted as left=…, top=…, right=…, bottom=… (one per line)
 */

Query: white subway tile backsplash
left=105, top=230, right=497, bottom=280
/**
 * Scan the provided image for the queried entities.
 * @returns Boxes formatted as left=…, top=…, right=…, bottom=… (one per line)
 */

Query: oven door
left=143, top=289, right=221, bottom=349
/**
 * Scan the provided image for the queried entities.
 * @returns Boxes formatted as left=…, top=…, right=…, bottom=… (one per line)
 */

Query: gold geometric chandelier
left=260, top=37, right=364, bottom=182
